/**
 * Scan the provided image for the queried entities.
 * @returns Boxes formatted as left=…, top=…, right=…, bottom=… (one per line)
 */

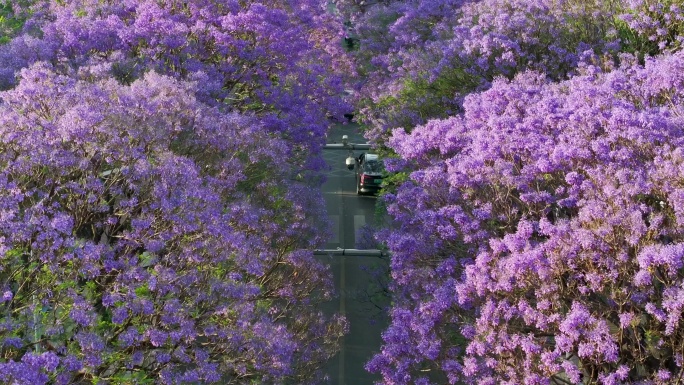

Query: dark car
left=356, top=153, right=383, bottom=195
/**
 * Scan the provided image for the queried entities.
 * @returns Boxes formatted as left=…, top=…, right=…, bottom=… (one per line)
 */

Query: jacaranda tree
left=0, top=61, right=345, bottom=385
left=334, top=2, right=684, bottom=382
left=369, top=51, right=684, bottom=384
left=1, top=0, right=350, bottom=156
left=337, top=0, right=684, bottom=141
left=0, top=0, right=350, bottom=384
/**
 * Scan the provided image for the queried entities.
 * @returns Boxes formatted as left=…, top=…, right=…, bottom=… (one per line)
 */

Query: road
left=318, top=122, right=389, bottom=385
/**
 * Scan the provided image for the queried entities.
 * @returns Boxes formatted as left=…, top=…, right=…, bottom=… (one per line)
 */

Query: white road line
left=354, top=214, right=366, bottom=244
left=339, top=255, right=346, bottom=385
left=329, top=215, right=340, bottom=244
left=338, top=185, right=346, bottom=385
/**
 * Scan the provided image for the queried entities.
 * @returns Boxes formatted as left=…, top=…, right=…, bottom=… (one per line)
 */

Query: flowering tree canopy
left=332, top=3, right=684, bottom=382
left=0, top=61, right=346, bottom=385
left=369, top=51, right=684, bottom=384
left=0, top=1, right=350, bottom=384
left=337, top=0, right=684, bottom=140
left=1, top=0, right=351, bottom=158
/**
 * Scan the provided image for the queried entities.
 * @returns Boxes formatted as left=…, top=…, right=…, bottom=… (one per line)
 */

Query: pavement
left=317, top=122, right=390, bottom=385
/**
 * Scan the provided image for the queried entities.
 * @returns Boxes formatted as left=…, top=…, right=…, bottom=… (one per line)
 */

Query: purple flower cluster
left=0, top=0, right=351, bottom=156
left=368, top=52, right=684, bottom=383
left=339, top=0, right=681, bottom=141
left=619, top=0, right=684, bottom=53
left=0, top=1, right=349, bottom=383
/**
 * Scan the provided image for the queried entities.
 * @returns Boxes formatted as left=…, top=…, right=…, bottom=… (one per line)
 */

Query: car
left=355, top=153, right=383, bottom=195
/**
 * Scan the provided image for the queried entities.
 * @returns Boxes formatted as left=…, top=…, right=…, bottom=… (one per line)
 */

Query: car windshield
left=364, top=160, right=383, bottom=173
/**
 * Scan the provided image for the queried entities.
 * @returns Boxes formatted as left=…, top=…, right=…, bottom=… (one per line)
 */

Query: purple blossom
left=367, top=49, right=684, bottom=383
left=0, top=1, right=348, bottom=381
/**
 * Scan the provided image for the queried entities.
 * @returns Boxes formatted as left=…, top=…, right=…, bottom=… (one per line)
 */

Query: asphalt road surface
left=318, top=123, right=390, bottom=385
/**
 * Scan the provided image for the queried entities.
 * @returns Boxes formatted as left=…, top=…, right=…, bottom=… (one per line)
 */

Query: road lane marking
left=354, top=215, right=366, bottom=246
left=339, top=255, right=346, bottom=385
left=329, top=215, right=339, bottom=243
left=338, top=188, right=346, bottom=385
